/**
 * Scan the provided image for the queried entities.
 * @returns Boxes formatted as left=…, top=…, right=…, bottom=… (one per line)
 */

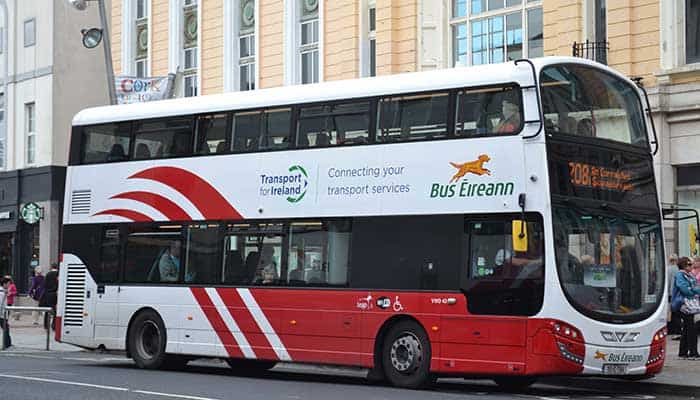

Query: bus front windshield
left=540, top=64, right=648, bottom=148
left=553, top=206, right=664, bottom=324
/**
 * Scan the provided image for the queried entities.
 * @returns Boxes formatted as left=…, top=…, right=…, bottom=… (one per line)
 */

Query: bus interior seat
left=297, top=131, right=310, bottom=148
left=316, top=132, right=330, bottom=147
left=107, top=143, right=127, bottom=161
left=559, top=116, right=576, bottom=134
left=244, top=251, right=260, bottom=283
left=223, top=250, right=244, bottom=283
left=215, top=141, right=228, bottom=153
left=577, top=118, right=594, bottom=137
left=135, top=143, right=151, bottom=159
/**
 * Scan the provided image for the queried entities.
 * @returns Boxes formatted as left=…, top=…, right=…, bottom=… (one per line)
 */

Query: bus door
left=440, top=216, right=543, bottom=373
left=92, top=226, right=123, bottom=349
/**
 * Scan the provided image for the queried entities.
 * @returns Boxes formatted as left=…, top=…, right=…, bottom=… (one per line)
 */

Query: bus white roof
left=72, top=57, right=626, bottom=127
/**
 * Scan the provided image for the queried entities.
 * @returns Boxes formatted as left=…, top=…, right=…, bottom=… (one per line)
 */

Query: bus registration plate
left=602, top=364, right=628, bottom=375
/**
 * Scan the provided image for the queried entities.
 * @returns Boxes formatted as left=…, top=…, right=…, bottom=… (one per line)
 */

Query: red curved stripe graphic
left=111, top=191, right=191, bottom=221
left=129, top=166, right=242, bottom=220
left=93, top=209, right=154, bottom=222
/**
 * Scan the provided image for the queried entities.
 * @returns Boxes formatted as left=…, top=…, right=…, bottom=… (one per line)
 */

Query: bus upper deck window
left=455, top=86, right=522, bottom=137
left=260, top=108, right=291, bottom=151
left=378, top=92, right=448, bottom=142
left=297, top=101, right=370, bottom=148
left=81, top=122, right=131, bottom=164
left=133, top=117, right=194, bottom=160
left=196, top=114, right=229, bottom=155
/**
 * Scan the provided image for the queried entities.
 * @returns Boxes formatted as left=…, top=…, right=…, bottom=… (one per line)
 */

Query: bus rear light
left=549, top=320, right=584, bottom=343
left=652, top=327, right=667, bottom=343
left=557, top=341, right=584, bottom=364
left=647, top=327, right=667, bottom=365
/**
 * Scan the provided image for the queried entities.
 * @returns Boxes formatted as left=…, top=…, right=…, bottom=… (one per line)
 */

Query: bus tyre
left=226, top=358, right=277, bottom=372
left=381, top=320, right=434, bottom=389
left=493, top=376, right=537, bottom=390
left=129, top=310, right=168, bottom=369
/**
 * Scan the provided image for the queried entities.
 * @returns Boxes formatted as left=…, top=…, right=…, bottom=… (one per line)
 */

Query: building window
left=183, top=0, right=199, bottom=96
left=299, top=0, right=319, bottom=84
left=239, top=0, right=256, bottom=91
left=134, top=0, right=149, bottom=77
left=24, top=18, right=36, bottom=47
left=26, top=103, right=36, bottom=165
left=687, top=0, right=700, bottom=63
left=450, top=0, right=542, bottom=67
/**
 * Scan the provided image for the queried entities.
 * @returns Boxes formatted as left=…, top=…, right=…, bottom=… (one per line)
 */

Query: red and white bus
left=57, top=57, right=667, bottom=389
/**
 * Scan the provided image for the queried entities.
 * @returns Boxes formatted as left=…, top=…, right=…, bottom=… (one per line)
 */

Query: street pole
left=97, top=0, right=116, bottom=105
left=0, top=0, right=8, bottom=168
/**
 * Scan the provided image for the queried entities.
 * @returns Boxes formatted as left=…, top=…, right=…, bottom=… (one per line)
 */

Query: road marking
left=133, top=390, right=220, bottom=400
left=0, top=373, right=220, bottom=400
left=0, top=373, right=129, bottom=391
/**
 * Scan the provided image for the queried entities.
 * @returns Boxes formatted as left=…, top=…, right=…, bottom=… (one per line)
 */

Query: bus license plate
left=602, top=364, right=628, bottom=375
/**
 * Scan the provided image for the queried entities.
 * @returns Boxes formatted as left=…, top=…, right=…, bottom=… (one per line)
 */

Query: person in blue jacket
left=671, top=256, right=700, bottom=359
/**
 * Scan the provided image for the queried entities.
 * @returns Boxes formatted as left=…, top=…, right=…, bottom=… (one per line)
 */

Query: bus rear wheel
left=129, top=310, right=168, bottom=369
left=381, top=320, right=434, bottom=389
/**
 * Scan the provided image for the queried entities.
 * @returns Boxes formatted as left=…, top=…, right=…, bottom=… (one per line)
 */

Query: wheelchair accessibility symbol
left=392, top=296, right=404, bottom=312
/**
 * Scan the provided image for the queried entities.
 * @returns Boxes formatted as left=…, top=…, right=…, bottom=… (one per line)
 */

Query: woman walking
left=29, top=266, right=45, bottom=325
left=671, top=256, right=700, bottom=359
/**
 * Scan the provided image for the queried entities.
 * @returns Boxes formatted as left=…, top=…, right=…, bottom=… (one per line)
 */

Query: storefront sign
left=20, top=202, right=42, bottom=224
left=116, top=74, right=175, bottom=105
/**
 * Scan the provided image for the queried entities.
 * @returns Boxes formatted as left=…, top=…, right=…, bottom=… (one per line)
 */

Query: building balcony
left=572, top=40, right=608, bottom=65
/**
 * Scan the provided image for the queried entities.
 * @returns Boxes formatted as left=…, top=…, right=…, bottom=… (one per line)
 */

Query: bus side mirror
left=512, top=220, right=528, bottom=252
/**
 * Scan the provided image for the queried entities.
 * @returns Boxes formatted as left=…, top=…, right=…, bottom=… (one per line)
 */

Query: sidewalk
left=1, top=313, right=81, bottom=352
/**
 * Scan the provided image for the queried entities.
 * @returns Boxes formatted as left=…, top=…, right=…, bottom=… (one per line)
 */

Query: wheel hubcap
left=137, top=320, right=161, bottom=360
left=390, top=332, right=422, bottom=374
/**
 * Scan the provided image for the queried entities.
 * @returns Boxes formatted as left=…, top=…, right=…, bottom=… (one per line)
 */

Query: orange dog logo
left=449, top=154, right=491, bottom=183
left=594, top=350, right=607, bottom=360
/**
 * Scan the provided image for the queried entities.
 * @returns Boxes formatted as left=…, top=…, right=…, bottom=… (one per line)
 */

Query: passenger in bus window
left=494, top=100, right=520, bottom=134
left=255, top=245, right=278, bottom=284
left=158, top=240, right=181, bottom=282
left=134, top=143, right=151, bottom=159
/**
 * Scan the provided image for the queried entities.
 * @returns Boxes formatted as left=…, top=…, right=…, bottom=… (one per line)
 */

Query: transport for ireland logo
left=430, top=154, right=514, bottom=198
left=260, top=165, right=309, bottom=203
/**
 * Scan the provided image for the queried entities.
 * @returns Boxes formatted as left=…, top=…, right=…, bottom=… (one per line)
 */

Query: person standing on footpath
left=671, top=257, right=700, bottom=359
left=29, top=266, right=45, bottom=325
left=0, top=277, right=11, bottom=348
left=39, top=263, right=58, bottom=330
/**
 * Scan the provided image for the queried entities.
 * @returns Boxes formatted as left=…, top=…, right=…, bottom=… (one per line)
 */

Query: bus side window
left=196, top=114, right=229, bottom=155
left=232, top=111, right=262, bottom=152
left=123, top=225, right=183, bottom=283
left=378, top=92, right=448, bottom=142
left=184, top=224, right=220, bottom=284
left=297, top=101, right=370, bottom=148
left=456, top=86, right=522, bottom=137
left=260, top=108, right=291, bottom=151
left=133, top=117, right=194, bottom=160
left=81, top=123, right=131, bottom=163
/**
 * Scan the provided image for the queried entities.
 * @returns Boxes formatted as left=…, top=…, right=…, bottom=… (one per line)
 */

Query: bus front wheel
left=128, top=310, right=168, bottom=369
left=381, top=320, right=434, bottom=389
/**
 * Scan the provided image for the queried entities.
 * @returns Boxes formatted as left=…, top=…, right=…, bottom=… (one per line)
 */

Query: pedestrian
left=667, top=254, right=681, bottom=337
left=29, top=266, right=45, bottom=325
left=693, top=257, right=700, bottom=282
left=0, top=277, right=11, bottom=348
left=671, top=256, right=700, bottom=359
left=3, top=275, right=16, bottom=308
left=39, top=263, right=58, bottom=331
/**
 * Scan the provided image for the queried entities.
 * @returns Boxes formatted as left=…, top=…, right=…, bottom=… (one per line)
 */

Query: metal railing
left=2, top=306, right=55, bottom=351
left=572, top=40, right=609, bottom=65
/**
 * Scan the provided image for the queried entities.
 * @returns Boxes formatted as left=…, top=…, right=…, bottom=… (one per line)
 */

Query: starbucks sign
left=20, top=202, right=42, bottom=224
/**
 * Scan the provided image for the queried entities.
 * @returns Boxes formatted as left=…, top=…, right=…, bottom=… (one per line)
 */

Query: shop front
left=0, top=166, right=65, bottom=293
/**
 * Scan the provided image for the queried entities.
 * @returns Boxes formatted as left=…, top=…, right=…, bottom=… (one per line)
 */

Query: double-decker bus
left=57, top=57, right=667, bottom=389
